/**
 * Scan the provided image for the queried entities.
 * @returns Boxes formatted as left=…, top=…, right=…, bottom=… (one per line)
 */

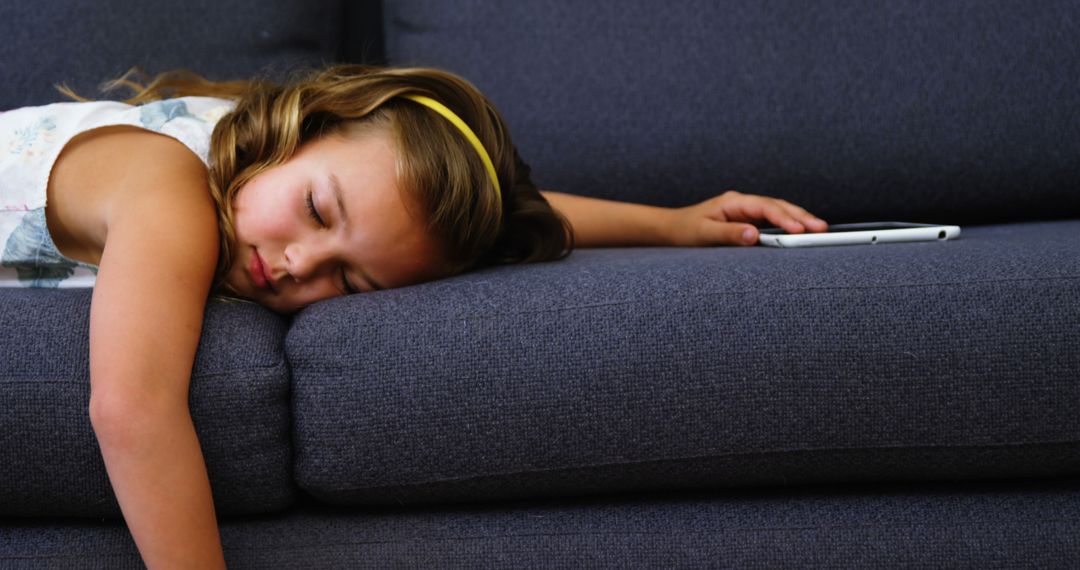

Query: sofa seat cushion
left=0, top=294, right=294, bottom=517
left=289, top=220, right=1080, bottom=506
left=2, top=478, right=1078, bottom=567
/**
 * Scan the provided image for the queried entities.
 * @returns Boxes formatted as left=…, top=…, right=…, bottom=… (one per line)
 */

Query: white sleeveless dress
left=0, top=96, right=235, bottom=288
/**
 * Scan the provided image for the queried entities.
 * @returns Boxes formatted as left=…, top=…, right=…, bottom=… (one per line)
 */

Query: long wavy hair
left=58, top=65, right=574, bottom=295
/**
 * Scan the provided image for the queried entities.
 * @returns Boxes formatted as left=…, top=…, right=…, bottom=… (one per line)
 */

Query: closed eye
left=306, top=187, right=325, bottom=226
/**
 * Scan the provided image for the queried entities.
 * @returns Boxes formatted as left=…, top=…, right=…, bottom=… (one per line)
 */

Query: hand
left=666, top=191, right=828, bottom=246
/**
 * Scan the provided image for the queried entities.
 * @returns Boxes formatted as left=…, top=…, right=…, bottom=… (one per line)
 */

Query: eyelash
left=306, top=188, right=359, bottom=295
left=306, top=189, right=325, bottom=226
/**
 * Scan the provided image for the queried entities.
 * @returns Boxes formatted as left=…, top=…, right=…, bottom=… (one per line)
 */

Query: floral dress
left=0, top=96, right=235, bottom=288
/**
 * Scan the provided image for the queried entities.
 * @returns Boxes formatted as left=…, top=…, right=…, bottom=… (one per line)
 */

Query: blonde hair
left=58, top=65, right=574, bottom=295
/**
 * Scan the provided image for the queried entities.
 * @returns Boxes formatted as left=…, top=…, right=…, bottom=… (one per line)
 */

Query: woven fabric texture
left=289, top=220, right=1080, bottom=506
left=2, top=478, right=1078, bottom=568
left=0, top=293, right=294, bottom=517
left=0, top=0, right=346, bottom=110
left=384, top=0, right=1080, bottom=224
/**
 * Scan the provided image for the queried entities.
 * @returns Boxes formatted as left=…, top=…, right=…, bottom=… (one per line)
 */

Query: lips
left=249, top=249, right=275, bottom=292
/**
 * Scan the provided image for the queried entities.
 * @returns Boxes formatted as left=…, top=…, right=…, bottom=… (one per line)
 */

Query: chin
left=221, top=271, right=300, bottom=314
left=234, top=291, right=295, bottom=315
left=252, top=292, right=293, bottom=314
left=268, top=300, right=300, bottom=315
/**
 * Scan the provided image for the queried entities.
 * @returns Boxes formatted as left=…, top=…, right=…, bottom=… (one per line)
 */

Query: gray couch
left=2, top=1, right=1078, bottom=567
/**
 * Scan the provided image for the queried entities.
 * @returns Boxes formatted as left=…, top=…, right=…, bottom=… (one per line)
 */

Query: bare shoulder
left=85, top=128, right=222, bottom=389
left=94, top=126, right=220, bottom=306
left=47, top=125, right=217, bottom=267
left=79, top=131, right=221, bottom=412
left=47, top=125, right=220, bottom=283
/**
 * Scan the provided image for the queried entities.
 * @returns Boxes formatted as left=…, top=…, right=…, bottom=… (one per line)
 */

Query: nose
left=283, top=240, right=334, bottom=283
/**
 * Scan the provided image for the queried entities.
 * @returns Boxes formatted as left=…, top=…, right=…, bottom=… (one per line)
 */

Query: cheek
left=233, top=180, right=296, bottom=239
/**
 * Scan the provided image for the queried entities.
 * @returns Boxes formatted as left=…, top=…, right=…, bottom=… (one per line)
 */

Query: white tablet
left=757, top=222, right=961, bottom=248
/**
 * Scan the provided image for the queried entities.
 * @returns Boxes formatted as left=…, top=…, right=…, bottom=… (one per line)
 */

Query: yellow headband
left=401, top=94, right=502, bottom=207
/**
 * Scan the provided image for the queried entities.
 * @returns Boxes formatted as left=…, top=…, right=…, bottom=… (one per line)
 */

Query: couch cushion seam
left=322, top=439, right=1080, bottom=491
left=4, top=519, right=1078, bottom=558
left=0, top=363, right=289, bottom=383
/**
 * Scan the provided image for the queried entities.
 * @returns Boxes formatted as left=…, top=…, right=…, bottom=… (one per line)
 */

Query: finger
left=703, top=221, right=759, bottom=246
left=777, top=200, right=828, bottom=232
left=722, top=194, right=824, bottom=234
left=761, top=203, right=806, bottom=233
left=719, top=197, right=767, bottom=223
left=802, top=216, right=829, bottom=232
left=722, top=196, right=801, bottom=232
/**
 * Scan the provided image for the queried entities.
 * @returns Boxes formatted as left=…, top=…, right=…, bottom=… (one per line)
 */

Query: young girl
left=1, top=65, right=827, bottom=567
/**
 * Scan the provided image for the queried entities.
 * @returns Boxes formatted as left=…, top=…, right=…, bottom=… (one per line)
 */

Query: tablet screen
left=759, top=222, right=937, bottom=234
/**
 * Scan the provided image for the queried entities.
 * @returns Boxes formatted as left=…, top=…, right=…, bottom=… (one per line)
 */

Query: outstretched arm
left=541, top=190, right=827, bottom=247
left=71, top=129, right=226, bottom=568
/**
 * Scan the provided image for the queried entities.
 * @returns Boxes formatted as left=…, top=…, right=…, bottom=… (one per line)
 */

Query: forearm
left=541, top=190, right=673, bottom=247
left=93, top=403, right=225, bottom=569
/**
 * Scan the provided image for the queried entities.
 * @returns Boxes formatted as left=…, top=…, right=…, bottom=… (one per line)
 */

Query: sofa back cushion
left=383, top=0, right=1080, bottom=224
left=0, top=291, right=294, bottom=517
left=0, top=0, right=356, bottom=110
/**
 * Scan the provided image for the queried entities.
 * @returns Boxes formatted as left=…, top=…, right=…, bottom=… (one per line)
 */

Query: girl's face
left=222, top=126, right=445, bottom=314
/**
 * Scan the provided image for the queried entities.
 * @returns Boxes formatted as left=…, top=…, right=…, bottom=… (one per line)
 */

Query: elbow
left=89, top=391, right=190, bottom=450
left=88, top=393, right=137, bottom=448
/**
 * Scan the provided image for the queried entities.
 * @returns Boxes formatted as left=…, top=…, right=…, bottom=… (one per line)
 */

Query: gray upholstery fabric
left=3, top=1, right=1079, bottom=566
left=290, top=220, right=1080, bottom=505
left=384, top=0, right=1080, bottom=225
left=0, top=0, right=346, bottom=110
left=2, top=478, right=1078, bottom=568
left=0, top=293, right=294, bottom=517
